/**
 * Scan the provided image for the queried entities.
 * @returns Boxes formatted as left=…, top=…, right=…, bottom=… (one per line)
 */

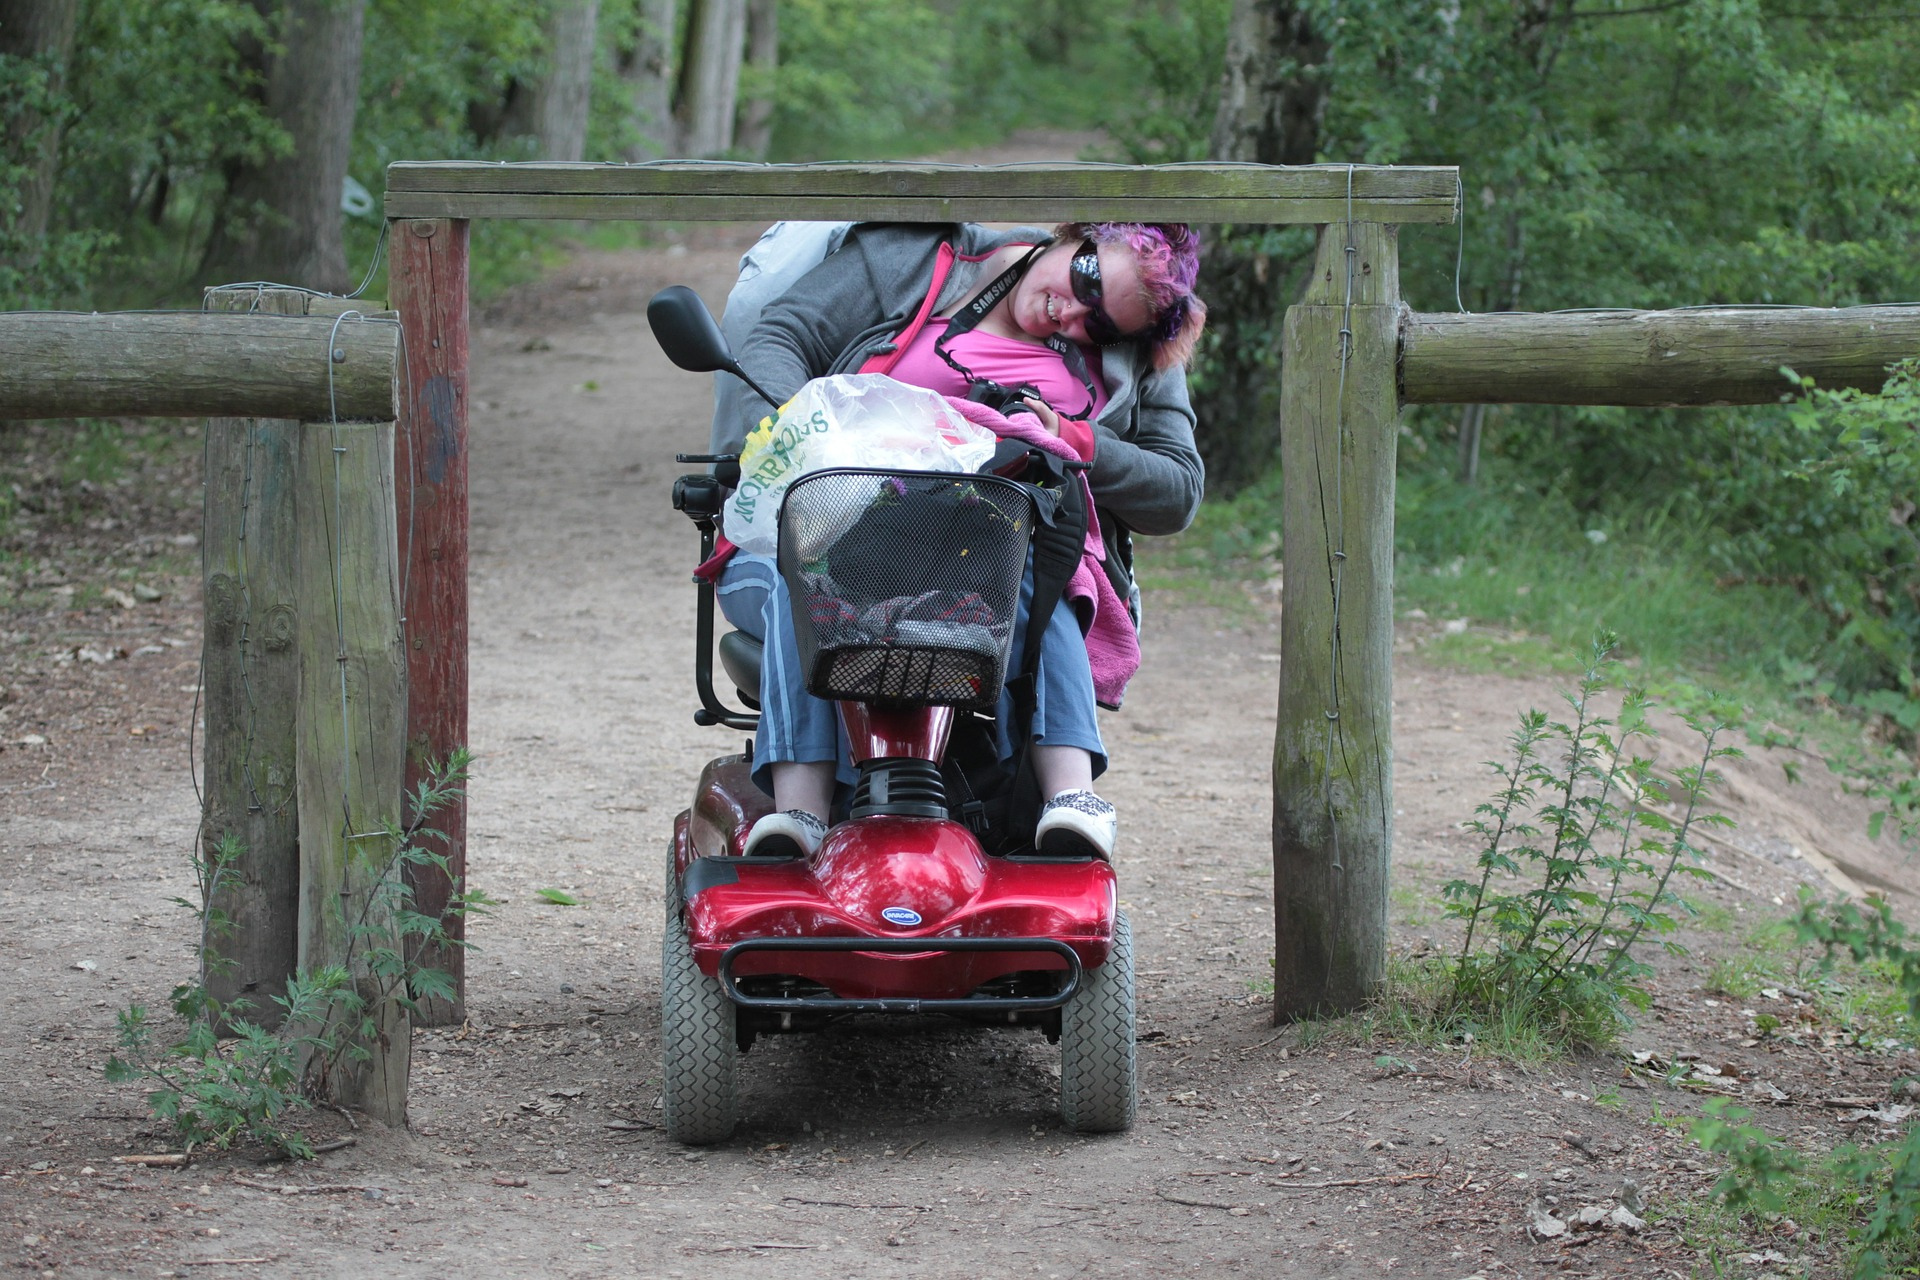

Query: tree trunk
left=1195, top=0, right=1330, bottom=495
left=618, top=0, right=677, bottom=159
left=532, top=0, right=599, bottom=161
left=201, top=0, right=366, bottom=293
left=674, top=0, right=745, bottom=157
left=0, top=0, right=81, bottom=269
left=735, top=0, right=777, bottom=160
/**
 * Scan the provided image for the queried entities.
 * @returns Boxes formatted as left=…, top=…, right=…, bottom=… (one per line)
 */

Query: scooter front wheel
left=1059, top=909, right=1137, bottom=1133
left=661, top=871, right=738, bottom=1144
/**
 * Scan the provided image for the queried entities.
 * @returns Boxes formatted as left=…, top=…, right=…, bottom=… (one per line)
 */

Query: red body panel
left=672, top=767, right=1117, bottom=1001
left=840, top=703, right=953, bottom=764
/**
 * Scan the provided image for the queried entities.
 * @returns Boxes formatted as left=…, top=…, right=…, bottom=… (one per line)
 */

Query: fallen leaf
left=1529, top=1206, right=1568, bottom=1239
left=535, top=888, right=581, bottom=906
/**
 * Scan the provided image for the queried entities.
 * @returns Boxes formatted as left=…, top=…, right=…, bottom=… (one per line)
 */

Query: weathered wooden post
left=389, top=217, right=472, bottom=1024
left=1273, top=221, right=1400, bottom=1019
left=201, top=288, right=303, bottom=1026
left=294, top=416, right=410, bottom=1125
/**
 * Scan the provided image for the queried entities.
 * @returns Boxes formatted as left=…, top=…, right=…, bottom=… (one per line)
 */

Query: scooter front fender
left=678, top=813, right=1118, bottom=997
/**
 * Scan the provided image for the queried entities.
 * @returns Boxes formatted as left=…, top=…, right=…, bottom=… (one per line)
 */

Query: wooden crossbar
left=0, top=310, right=398, bottom=421
left=383, top=161, right=1461, bottom=224
left=1399, top=306, right=1920, bottom=405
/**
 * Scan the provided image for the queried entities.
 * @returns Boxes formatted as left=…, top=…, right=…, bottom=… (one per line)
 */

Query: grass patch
left=1661, top=1147, right=1895, bottom=1279
left=1157, top=458, right=1915, bottom=843
left=1701, top=913, right=1916, bottom=1054
left=1412, top=628, right=1583, bottom=677
left=1396, top=469, right=1836, bottom=692
left=1290, top=953, right=1570, bottom=1064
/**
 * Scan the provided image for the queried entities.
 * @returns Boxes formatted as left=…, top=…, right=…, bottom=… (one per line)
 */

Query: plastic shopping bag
left=722, top=374, right=997, bottom=555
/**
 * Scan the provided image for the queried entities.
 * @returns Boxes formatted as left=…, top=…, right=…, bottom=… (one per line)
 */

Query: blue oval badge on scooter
left=879, top=906, right=922, bottom=927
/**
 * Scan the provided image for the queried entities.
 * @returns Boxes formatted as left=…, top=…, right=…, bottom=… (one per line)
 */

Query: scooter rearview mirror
left=647, top=285, right=782, bottom=411
left=647, top=285, right=733, bottom=372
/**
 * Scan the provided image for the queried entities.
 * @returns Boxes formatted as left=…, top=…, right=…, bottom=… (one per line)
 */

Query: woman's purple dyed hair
left=1056, top=221, right=1207, bottom=370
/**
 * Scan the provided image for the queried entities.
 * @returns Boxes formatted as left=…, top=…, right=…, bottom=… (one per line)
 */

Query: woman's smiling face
left=1009, top=239, right=1154, bottom=346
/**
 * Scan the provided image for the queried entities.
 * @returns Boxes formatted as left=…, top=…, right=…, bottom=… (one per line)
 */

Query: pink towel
left=945, top=398, right=1142, bottom=707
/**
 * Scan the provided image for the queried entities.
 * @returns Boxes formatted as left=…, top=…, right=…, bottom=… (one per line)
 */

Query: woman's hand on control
left=1019, top=396, right=1062, bottom=437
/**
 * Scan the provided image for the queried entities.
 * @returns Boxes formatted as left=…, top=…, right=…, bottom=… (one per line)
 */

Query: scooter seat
left=718, top=630, right=763, bottom=708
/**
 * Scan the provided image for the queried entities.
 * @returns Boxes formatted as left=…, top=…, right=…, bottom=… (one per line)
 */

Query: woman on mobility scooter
left=708, top=220, right=1208, bottom=861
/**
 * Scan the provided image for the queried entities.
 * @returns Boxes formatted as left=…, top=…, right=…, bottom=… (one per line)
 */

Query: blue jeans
left=717, top=552, right=1107, bottom=797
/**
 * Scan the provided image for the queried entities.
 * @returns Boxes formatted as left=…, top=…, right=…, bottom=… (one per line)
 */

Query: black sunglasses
left=1068, top=238, right=1146, bottom=347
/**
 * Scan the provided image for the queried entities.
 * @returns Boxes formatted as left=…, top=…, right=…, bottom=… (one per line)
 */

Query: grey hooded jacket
left=717, top=221, right=1205, bottom=543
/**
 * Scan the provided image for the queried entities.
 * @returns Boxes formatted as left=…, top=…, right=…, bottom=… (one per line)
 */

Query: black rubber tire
left=1059, top=909, right=1137, bottom=1132
left=661, top=864, right=738, bottom=1145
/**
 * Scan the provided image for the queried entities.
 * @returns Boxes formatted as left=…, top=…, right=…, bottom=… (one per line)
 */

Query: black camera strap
left=933, top=244, right=1099, bottom=421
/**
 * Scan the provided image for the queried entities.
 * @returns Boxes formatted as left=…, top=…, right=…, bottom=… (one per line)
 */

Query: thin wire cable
left=347, top=222, right=389, bottom=300
left=1319, top=167, right=1359, bottom=875
left=325, top=312, right=358, bottom=834
left=390, top=322, right=418, bottom=626
left=1453, top=175, right=1468, bottom=313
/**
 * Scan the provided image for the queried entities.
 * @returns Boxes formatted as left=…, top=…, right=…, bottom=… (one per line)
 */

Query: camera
left=966, top=379, right=1045, bottom=415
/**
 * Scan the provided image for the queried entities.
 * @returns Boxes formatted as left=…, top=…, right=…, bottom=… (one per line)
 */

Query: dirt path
left=5, top=141, right=1918, bottom=1277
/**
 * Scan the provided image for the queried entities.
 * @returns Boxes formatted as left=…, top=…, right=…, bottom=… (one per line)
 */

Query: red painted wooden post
left=389, top=217, right=471, bottom=1024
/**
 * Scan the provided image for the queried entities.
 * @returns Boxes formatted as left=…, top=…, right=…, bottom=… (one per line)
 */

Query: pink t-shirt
left=887, top=322, right=1110, bottom=424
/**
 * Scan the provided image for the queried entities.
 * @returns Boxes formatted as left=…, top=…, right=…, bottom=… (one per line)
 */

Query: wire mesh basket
left=777, top=469, right=1035, bottom=710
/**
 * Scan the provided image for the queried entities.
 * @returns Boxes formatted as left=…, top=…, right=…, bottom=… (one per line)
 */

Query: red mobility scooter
left=647, top=286, right=1136, bottom=1144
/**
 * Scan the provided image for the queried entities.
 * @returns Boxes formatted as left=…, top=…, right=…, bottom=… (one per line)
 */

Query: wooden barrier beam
left=390, top=217, right=472, bottom=1025
left=294, top=419, right=410, bottom=1126
left=0, top=311, right=398, bottom=421
left=200, top=288, right=305, bottom=1028
left=1273, top=223, right=1400, bottom=1019
left=383, top=160, right=1461, bottom=224
left=1399, top=306, right=1920, bottom=406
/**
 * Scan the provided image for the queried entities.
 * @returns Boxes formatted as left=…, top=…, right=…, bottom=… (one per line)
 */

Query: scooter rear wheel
left=661, top=860, right=738, bottom=1144
left=1059, top=909, right=1137, bottom=1132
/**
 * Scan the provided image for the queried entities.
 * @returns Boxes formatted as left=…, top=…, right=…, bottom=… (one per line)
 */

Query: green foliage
left=105, top=975, right=336, bottom=1160
left=52, top=0, right=286, bottom=307
left=1107, top=1, right=1920, bottom=751
left=765, top=0, right=1166, bottom=162
left=1777, top=360, right=1920, bottom=831
left=1690, top=897, right=1920, bottom=1279
left=1692, top=1098, right=1807, bottom=1215
left=107, top=751, right=486, bottom=1157
left=1100, top=0, right=1234, bottom=164
left=1432, top=636, right=1734, bottom=1052
left=1307, top=1, right=1920, bottom=314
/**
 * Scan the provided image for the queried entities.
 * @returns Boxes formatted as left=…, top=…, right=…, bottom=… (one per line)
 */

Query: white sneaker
left=743, top=809, right=828, bottom=859
left=1034, top=790, right=1116, bottom=860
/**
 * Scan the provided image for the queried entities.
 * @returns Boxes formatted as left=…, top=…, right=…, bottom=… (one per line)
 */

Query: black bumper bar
left=716, top=936, right=1083, bottom=1014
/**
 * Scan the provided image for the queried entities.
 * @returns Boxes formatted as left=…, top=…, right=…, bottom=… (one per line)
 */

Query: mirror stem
left=728, top=364, right=782, bottom=413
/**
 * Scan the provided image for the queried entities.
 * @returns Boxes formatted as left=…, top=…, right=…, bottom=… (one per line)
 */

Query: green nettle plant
left=1692, top=897, right=1920, bottom=1280
left=108, top=751, right=486, bottom=1158
left=1438, top=636, right=1737, bottom=1051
